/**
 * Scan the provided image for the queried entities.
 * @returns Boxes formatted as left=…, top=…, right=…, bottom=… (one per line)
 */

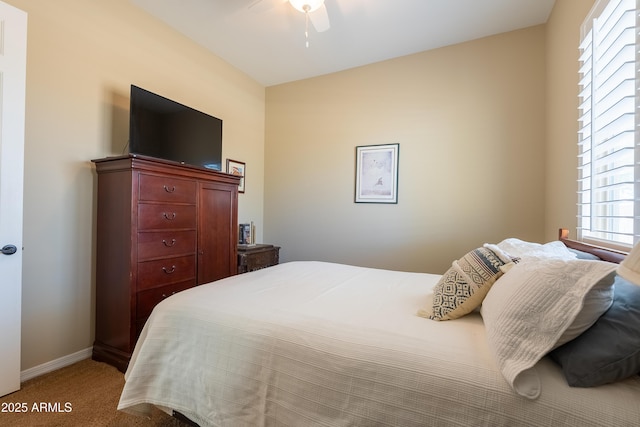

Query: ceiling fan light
left=289, top=0, right=324, bottom=13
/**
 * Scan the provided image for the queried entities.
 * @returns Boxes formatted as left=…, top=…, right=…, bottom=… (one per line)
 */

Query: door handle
left=1, top=245, right=17, bottom=255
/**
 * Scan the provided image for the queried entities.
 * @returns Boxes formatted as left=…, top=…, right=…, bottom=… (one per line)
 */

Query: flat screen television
left=129, top=85, right=223, bottom=171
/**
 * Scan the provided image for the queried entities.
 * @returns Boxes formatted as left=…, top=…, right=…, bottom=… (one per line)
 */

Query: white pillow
left=480, top=259, right=616, bottom=399
left=496, top=238, right=578, bottom=261
left=553, top=274, right=614, bottom=349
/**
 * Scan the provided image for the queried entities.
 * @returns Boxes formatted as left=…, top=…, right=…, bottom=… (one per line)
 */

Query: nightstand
left=237, top=244, right=280, bottom=274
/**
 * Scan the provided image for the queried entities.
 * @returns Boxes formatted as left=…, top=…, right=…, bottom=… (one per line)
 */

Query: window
left=577, top=0, right=639, bottom=247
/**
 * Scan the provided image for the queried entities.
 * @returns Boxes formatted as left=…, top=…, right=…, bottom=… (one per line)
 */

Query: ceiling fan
left=249, top=0, right=331, bottom=34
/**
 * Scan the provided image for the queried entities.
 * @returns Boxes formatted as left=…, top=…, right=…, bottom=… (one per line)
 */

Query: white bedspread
left=118, top=261, right=640, bottom=426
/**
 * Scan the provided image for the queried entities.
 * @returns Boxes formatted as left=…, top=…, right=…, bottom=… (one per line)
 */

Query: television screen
left=129, top=85, right=222, bottom=170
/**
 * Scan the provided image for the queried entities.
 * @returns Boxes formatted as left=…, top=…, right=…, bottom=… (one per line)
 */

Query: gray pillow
left=550, top=275, right=640, bottom=387
left=567, top=248, right=601, bottom=260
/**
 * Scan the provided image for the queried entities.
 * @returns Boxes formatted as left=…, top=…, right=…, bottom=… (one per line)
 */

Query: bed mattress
left=118, top=261, right=640, bottom=426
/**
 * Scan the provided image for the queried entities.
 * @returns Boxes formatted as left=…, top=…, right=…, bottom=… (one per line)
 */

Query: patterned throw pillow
left=418, top=245, right=517, bottom=321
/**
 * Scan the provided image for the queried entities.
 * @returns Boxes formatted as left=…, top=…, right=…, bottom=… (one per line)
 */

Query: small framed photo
left=355, top=143, right=399, bottom=204
left=226, top=159, right=245, bottom=193
left=238, top=222, right=254, bottom=245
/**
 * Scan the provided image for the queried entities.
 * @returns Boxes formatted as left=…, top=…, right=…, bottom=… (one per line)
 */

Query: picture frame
left=238, top=222, right=254, bottom=245
left=355, top=143, right=399, bottom=204
left=226, top=159, right=246, bottom=193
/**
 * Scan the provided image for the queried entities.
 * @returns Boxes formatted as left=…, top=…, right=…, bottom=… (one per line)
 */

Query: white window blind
left=577, top=0, right=640, bottom=247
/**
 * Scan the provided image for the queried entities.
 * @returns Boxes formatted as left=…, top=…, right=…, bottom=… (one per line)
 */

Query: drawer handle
left=161, top=291, right=177, bottom=299
left=163, top=212, right=176, bottom=220
left=162, top=265, right=176, bottom=274
left=163, top=185, right=176, bottom=193
left=162, top=239, right=177, bottom=247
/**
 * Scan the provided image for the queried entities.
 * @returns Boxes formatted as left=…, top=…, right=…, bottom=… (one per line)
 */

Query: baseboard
left=20, top=347, right=93, bottom=382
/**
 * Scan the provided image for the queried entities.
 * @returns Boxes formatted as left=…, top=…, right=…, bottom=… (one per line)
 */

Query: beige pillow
left=480, top=259, right=616, bottom=399
left=418, top=244, right=517, bottom=321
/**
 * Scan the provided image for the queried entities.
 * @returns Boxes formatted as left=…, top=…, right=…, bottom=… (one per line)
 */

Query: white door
left=0, top=1, right=27, bottom=397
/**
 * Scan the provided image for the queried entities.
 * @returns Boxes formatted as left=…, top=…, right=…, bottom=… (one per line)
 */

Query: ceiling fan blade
left=309, top=3, right=330, bottom=32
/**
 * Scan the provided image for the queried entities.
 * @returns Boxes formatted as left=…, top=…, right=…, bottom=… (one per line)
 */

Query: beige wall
left=265, top=26, right=547, bottom=274
left=7, top=0, right=265, bottom=370
left=544, top=0, right=595, bottom=242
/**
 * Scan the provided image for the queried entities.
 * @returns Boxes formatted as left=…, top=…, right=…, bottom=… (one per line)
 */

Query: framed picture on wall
left=355, top=143, right=399, bottom=204
left=226, top=159, right=246, bottom=193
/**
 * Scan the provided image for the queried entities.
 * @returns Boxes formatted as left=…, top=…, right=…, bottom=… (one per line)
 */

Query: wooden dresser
left=92, top=155, right=240, bottom=372
left=237, top=244, right=280, bottom=273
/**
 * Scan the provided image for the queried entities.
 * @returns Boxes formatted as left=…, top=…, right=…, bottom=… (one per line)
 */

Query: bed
left=118, top=230, right=640, bottom=426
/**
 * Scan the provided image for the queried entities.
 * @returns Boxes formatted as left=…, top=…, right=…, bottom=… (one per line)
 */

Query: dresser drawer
left=136, top=280, right=194, bottom=320
left=138, top=203, right=196, bottom=230
left=138, top=173, right=196, bottom=203
left=137, top=254, right=196, bottom=290
left=138, top=230, right=196, bottom=261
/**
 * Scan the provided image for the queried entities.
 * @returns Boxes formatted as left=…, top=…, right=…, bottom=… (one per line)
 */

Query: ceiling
left=131, top=0, right=556, bottom=87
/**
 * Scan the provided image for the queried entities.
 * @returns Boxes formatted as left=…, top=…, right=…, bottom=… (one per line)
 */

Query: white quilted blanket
left=118, top=261, right=640, bottom=427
